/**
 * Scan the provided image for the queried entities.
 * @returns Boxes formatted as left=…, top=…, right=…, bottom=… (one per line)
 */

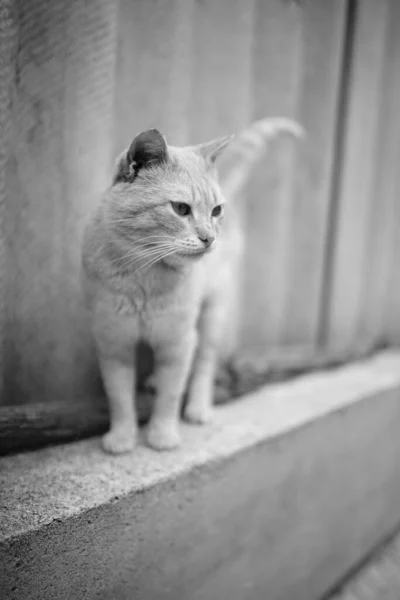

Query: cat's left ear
left=113, top=129, right=168, bottom=183
left=195, top=134, right=234, bottom=166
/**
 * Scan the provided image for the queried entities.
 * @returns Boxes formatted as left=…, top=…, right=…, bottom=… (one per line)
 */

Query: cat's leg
left=184, top=298, right=223, bottom=425
left=147, top=331, right=197, bottom=451
left=92, top=298, right=138, bottom=454
left=99, top=355, right=137, bottom=454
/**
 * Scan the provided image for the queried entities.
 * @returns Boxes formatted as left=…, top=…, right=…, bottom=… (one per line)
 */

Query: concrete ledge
left=1, top=351, right=400, bottom=600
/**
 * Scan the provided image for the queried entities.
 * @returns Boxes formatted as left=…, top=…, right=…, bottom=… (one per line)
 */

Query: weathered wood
left=5, top=0, right=69, bottom=404
left=383, top=160, right=400, bottom=343
left=0, top=342, right=382, bottom=456
left=0, top=399, right=109, bottom=456
left=4, top=0, right=118, bottom=406
left=240, top=0, right=302, bottom=350
left=361, top=0, right=400, bottom=344
left=114, top=0, right=195, bottom=151
left=375, top=0, right=400, bottom=345
left=60, top=0, right=119, bottom=405
left=188, top=0, right=254, bottom=142
left=325, top=0, right=394, bottom=348
left=188, top=0, right=254, bottom=356
left=0, top=0, right=17, bottom=400
left=282, top=0, right=348, bottom=345
left=240, top=0, right=348, bottom=349
left=2, top=0, right=399, bottom=452
left=0, top=0, right=349, bottom=413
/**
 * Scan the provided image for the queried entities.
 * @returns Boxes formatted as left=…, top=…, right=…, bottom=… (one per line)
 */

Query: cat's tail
left=218, top=117, right=304, bottom=200
left=215, top=117, right=384, bottom=402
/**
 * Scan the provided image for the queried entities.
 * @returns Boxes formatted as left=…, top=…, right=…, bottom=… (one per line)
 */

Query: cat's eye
left=171, top=202, right=191, bottom=216
left=212, top=205, right=223, bottom=217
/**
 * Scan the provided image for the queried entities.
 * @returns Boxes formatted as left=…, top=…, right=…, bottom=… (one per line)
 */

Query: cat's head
left=107, top=129, right=233, bottom=266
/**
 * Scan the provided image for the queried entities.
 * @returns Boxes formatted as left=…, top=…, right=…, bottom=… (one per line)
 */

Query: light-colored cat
left=81, top=118, right=302, bottom=453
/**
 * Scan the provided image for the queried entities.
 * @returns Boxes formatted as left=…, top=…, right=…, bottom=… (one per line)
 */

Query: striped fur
left=81, top=117, right=303, bottom=454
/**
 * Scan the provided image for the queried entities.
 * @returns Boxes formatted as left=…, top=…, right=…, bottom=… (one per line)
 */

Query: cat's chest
left=139, top=292, right=200, bottom=343
left=103, top=265, right=204, bottom=337
left=140, top=271, right=202, bottom=325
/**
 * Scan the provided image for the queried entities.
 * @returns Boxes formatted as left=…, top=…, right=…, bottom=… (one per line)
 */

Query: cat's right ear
left=113, top=129, right=169, bottom=184
left=194, top=135, right=234, bottom=166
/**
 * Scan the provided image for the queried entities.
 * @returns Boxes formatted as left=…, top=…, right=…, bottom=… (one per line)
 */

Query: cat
left=81, top=117, right=302, bottom=453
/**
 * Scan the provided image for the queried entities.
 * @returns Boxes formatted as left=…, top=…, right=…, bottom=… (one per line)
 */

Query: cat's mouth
left=182, top=246, right=214, bottom=260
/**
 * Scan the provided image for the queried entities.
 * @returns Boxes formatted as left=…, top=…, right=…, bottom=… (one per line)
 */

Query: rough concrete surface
left=1, top=351, right=400, bottom=600
left=329, top=528, right=400, bottom=599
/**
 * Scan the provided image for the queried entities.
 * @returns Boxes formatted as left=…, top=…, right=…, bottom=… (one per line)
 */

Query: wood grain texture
left=239, top=0, right=303, bottom=350
left=188, top=0, right=254, bottom=142
left=383, top=159, right=400, bottom=343
left=240, top=0, right=347, bottom=349
left=188, top=0, right=255, bottom=356
left=0, top=0, right=17, bottom=400
left=282, top=0, right=348, bottom=345
left=0, top=341, right=380, bottom=456
left=369, top=0, right=400, bottom=345
left=114, top=0, right=195, bottom=151
left=4, top=0, right=118, bottom=405
left=5, top=0, right=70, bottom=405
left=325, top=0, right=397, bottom=348
left=2, top=0, right=399, bottom=439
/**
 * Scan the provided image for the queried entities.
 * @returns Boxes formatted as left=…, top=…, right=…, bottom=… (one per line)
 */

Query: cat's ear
left=113, top=129, right=168, bottom=183
left=195, top=134, right=234, bottom=166
left=127, top=129, right=168, bottom=171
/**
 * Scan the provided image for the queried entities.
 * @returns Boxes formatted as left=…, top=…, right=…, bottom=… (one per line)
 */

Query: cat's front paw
left=101, top=427, right=137, bottom=454
left=183, top=402, right=213, bottom=425
left=146, top=420, right=181, bottom=451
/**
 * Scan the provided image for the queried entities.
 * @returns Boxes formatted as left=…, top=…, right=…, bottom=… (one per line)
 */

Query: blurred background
left=0, top=0, right=399, bottom=444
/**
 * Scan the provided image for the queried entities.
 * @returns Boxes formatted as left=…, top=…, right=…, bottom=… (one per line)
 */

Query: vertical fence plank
left=239, top=0, right=302, bottom=350
left=116, top=0, right=255, bottom=149
left=61, top=0, right=118, bottom=402
left=4, top=0, right=395, bottom=416
left=324, top=0, right=391, bottom=348
left=188, top=0, right=254, bottom=142
left=239, top=0, right=347, bottom=350
left=283, top=0, right=348, bottom=346
left=0, top=0, right=17, bottom=401
left=359, top=0, right=400, bottom=344
left=383, top=165, right=400, bottom=343
left=188, top=0, right=255, bottom=356
left=5, top=0, right=118, bottom=405
left=5, top=0, right=69, bottom=404
left=114, top=0, right=195, bottom=151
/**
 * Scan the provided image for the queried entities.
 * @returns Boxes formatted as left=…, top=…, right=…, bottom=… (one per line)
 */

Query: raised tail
left=218, top=117, right=304, bottom=200
left=212, top=117, right=385, bottom=405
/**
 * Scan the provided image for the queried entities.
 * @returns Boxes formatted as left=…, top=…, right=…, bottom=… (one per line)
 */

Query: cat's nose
left=198, top=233, right=215, bottom=247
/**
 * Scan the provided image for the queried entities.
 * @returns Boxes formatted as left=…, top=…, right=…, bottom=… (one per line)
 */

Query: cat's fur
left=81, top=118, right=302, bottom=453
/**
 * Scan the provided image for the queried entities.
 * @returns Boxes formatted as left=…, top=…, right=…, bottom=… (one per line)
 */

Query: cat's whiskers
left=83, top=117, right=305, bottom=454
left=108, top=241, right=175, bottom=267
left=117, top=244, right=176, bottom=272
left=133, top=245, right=176, bottom=261
left=131, top=247, right=178, bottom=276
left=109, top=227, right=173, bottom=243
left=134, top=237, right=173, bottom=246
left=135, top=235, right=174, bottom=241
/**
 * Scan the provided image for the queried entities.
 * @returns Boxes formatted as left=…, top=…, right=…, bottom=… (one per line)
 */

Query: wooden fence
left=0, top=0, right=399, bottom=452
